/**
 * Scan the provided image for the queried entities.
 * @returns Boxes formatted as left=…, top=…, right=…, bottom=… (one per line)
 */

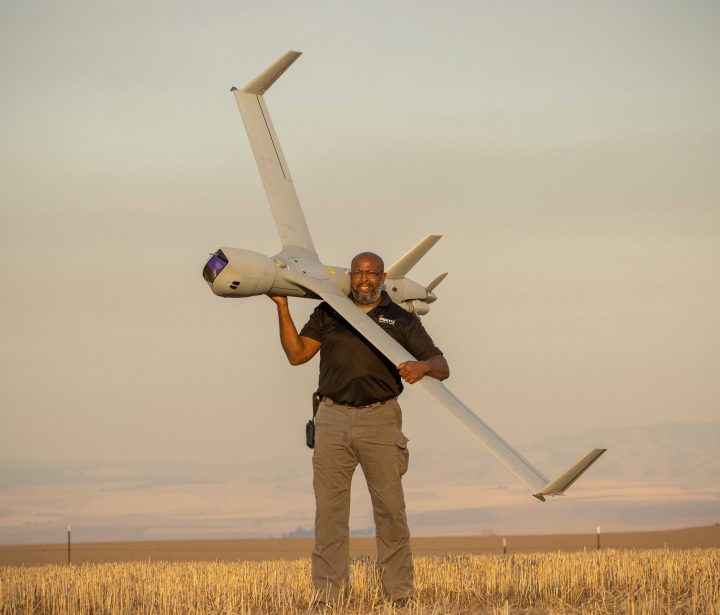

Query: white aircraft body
left=203, top=51, right=606, bottom=501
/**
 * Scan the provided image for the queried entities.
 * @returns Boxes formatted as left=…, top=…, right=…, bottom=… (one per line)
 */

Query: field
left=1, top=548, right=719, bottom=614
left=1, top=526, right=719, bottom=614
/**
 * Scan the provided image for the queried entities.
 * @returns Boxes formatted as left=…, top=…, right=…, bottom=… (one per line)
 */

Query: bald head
left=349, top=252, right=386, bottom=306
left=351, top=252, right=384, bottom=273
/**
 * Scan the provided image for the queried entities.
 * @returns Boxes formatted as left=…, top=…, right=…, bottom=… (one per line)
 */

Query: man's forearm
left=424, top=354, right=450, bottom=380
left=397, top=354, right=450, bottom=384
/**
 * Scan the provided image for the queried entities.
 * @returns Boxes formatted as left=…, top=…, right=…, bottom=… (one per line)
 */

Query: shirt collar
left=368, top=290, right=392, bottom=315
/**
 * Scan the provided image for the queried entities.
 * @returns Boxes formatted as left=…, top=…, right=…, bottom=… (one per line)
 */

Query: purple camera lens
left=203, top=252, right=228, bottom=285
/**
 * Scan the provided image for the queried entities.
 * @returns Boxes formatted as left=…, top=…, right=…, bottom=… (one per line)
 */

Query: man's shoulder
left=375, top=297, right=419, bottom=326
left=311, top=301, right=342, bottom=322
left=379, top=300, right=411, bottom=317
left=300, top=301, right=338, bottom=339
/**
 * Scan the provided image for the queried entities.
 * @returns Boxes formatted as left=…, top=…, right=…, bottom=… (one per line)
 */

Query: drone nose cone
left=204, top=248, right=277, bottom=297
left=203, top=250, right=229, bottom=286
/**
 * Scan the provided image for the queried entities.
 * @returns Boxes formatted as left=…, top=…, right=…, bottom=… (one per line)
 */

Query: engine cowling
left=398, top=299, right=430, bottom=315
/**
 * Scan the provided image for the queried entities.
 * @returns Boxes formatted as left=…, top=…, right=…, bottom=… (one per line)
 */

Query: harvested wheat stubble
left=1, top=549, right=718, bottom=614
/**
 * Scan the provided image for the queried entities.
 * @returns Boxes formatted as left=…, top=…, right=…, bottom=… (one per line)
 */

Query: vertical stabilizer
left=386, top=235, right=442, bottom=279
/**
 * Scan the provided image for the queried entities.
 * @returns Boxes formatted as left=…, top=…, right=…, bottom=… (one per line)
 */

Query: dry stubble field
left=2, top=547, right=719, bottom=614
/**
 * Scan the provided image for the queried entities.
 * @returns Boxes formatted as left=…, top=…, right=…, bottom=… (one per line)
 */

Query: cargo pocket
left=395, top=433, right=410, bottom=476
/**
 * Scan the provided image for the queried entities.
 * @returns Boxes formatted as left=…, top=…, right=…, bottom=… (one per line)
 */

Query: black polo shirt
left=299, top=291, right=442, bottom=406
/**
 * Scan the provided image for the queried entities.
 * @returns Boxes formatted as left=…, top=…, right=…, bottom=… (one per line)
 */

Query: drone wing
left=291, top=274, right=605, bottom=499
left=232, top=51, right=316, bottom=256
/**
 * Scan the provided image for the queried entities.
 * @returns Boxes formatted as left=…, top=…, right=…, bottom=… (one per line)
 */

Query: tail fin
left=386, top=235, right=442, bottom=279
left=426, top=272, right=448, bottom=292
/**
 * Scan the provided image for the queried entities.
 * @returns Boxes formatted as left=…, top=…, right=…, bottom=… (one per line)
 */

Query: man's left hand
left=397, top=361, right=429, bottom=384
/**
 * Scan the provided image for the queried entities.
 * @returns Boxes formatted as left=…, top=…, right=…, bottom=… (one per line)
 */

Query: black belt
left=321, top=396, right=394, bottom=409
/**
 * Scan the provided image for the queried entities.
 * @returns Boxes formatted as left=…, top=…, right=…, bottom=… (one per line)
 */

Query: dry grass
left=1, top=549, right=719, bottom=614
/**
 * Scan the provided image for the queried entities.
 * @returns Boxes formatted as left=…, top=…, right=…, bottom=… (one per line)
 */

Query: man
left=269, top=252, right=449, bottom=604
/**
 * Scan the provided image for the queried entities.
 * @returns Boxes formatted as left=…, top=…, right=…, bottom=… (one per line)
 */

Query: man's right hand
left=268, top=294, right=288, bottom=307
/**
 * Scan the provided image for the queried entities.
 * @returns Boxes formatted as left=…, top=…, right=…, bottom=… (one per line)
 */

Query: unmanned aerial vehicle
left=202, top=51, right=606, bottom=500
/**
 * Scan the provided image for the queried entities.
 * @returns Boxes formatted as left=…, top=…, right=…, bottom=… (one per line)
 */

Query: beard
left=351, top=284, right=382, bottom=305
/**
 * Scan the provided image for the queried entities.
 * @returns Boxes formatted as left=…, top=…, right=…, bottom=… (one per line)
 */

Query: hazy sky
left=1, top=1, right=718, bottom=474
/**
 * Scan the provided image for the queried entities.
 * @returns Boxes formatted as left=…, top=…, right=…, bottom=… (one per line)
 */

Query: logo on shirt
left=378, top=315, right=396, bottom=325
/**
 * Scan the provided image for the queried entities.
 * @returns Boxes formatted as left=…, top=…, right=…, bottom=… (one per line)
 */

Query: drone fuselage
left=203, top=247, right=435, bottom=314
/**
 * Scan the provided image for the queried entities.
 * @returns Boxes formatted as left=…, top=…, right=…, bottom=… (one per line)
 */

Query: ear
left=380, top=272, right=387, bottom=283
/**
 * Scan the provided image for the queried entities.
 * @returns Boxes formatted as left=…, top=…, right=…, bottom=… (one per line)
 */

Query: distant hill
left=1, top=422, right=717, bottom=544
left=408, top=421, right=720, bottom=486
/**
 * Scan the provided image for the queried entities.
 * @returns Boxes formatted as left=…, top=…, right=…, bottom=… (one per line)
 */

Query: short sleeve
left=404, top=315, right=442, bottom=361
left=299, top=303, right=325, bottom=342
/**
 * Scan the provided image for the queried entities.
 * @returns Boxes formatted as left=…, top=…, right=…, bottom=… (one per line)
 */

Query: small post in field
left=596, top=525, right=601, bottom=551
left=502, top=536, right=507, bottom=555
left=67, top=525, right=71, bottom=564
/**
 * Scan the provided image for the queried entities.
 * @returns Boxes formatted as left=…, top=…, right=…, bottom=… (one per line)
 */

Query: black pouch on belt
left=306, top=392, right=321, bottom=449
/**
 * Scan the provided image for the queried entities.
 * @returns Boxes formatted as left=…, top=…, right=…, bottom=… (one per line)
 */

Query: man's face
left=350, top=254, right=386, bottom=306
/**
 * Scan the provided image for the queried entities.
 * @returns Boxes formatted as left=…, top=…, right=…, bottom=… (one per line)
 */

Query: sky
left=1, top=1, right=719, bottom=485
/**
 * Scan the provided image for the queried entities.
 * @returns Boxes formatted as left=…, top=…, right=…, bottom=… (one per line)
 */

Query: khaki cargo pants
left=312, top=396, right=414, bottom=602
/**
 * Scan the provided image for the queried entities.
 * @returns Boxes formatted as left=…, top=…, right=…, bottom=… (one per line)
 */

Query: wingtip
left=540, top=448, right=607, bottom=496
left=241, top=51, right=303, bottom=95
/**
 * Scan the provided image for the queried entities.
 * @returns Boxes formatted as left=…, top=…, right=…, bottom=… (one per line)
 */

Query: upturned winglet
left=242, top=51, right=302, bottom=95
left=534, top=448, right=607, bottom=501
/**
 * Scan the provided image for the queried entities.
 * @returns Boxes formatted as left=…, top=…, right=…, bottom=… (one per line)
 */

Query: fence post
left=596, top=525, right=601, bottom=551
left=502, top=536, right=507, bottom=555
left=67, top=525, right=72, bottom=564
